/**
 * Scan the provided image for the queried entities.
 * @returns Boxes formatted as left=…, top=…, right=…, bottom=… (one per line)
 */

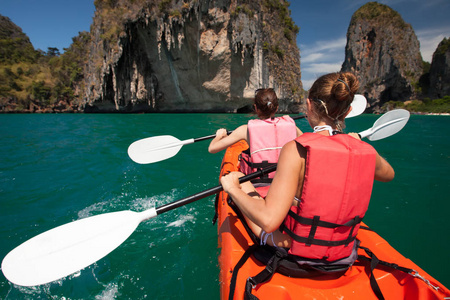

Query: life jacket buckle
left=247, top=277, right=257, bottom=289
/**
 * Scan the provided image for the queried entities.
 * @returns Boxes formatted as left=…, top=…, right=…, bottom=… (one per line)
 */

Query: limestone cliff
left=429, top=38, right=450, bottom=98
left=341, top=2, right=423, bottom=112
left=82, top=0, right=302, bottom=113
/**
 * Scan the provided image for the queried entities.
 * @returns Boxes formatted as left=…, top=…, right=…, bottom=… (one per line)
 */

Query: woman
left=209, top=88, right=302, bottom=196
left=220, top=73, right=394, bottom=266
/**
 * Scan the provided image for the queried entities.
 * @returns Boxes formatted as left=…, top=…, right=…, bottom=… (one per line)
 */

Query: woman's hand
left=208, top=128, right=228, bottom=153
left=220, top=171, right=242, bottom=194
left=208, top=125, right=248, bottom=154
left=215, top=128, right=228, bottom=139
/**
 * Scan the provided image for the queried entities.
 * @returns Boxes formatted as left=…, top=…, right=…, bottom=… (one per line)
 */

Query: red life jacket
left=239, top=116, right=297, bottom=182
left=282, top=133, right=377, bottom=261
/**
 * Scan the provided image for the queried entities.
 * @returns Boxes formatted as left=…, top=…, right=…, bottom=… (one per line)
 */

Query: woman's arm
left=374, top=153, right=395, bottom=182
left=221, top=140, right=303, bottom=233
left=347, top=133, right=394, bottom=182
left=208, top=125, right=248, bottom=153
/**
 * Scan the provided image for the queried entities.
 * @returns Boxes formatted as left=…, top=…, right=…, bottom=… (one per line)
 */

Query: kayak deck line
left=216, top=140, right=450, bottom=300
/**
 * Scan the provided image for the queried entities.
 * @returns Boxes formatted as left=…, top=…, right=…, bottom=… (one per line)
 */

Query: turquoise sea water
left=0, top=113, right=449, bottom=299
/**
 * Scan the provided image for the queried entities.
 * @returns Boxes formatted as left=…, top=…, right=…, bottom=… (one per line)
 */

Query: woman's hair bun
left=332, top=73, right=358, bottom=102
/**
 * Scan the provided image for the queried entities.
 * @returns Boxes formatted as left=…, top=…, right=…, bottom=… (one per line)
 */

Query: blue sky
left=1, top=0, right=449, bottom=90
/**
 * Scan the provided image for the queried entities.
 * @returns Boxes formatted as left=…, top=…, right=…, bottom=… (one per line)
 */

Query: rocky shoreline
left=411, top=112, right=450, bottom=115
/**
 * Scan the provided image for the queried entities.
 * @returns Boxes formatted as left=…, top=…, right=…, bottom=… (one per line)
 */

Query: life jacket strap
left=286, top=210, right=362, bottom=228
left=228, top=243, right=258, bottom=300
left=358, top=246, right=385, bottom=300
left=281, top=213, right=363, bottom=247
left=244, top=248, right=289, bottom=300
left=239, top=154, right=275, bottom=184
left=226, top=198, right=350, bottom=300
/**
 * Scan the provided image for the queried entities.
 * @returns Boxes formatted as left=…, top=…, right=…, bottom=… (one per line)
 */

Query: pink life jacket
left=282, top=133, right=377, bottom=262
left=239, top=116, right=297, bottom=186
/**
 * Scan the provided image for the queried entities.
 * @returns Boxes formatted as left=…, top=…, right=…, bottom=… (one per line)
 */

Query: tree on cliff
left=0, top=14, right=89, bottom=112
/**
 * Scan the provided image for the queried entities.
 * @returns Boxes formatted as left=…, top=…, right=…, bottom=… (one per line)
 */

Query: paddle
left=128, top=95, right=367, bottom=164
left=1, top=166, right=276, bottom=287
left=359, top=108, right=410, bottom=140
left=347, top=94, right=367, bottom=118
left=3, top=108, right=408, bottom=289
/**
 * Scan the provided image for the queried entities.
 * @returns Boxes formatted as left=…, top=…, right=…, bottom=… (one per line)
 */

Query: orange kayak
left=217, top=140, right=450, bottom=300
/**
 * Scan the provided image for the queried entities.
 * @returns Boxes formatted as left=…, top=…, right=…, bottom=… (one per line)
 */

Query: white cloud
left=301, top=53, right=324, bottom=64
left=300, top=38, right=347, bottom=57
left=301, top=63, right=343, bottom=90
left=300, top=38, right=347, bottom=90
left=303, top=63, right=342, bottom=74
left=302, top=79, right=316, bottom=91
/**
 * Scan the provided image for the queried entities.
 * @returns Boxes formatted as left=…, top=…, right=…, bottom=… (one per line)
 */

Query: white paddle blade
left=368, top=109, right=410, bottom=141
left=128, top=135, right=185, bottom=164
left=2, top=208, right=156, bottom=287
left=347, top=94, right=367, bottom=118
left=359, top=109, right=410, bottom=141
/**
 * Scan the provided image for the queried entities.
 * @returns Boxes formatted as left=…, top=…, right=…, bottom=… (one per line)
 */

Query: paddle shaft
left=194, top=131, right=232, bottom=142
left=156, top=164, right=277, bottom=215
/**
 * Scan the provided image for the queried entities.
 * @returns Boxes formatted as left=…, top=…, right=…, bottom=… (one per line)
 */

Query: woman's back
left=283, top=132, right=377, bottom=261
left=239, top=116, right=298, bottom=182
left=208, top=88, right=301, bottom=157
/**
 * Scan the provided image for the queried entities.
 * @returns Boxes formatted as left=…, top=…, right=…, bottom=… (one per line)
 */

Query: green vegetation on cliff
left=351, top=2, right=405, bottom=29
left=0, top=15, right=88, bottom=112
left=259, top=0, right=302, bottom=97
left=384, top=96, right=450, bottom=113
left=262, top=0, right=299, bottom=42
left=435, top=37, right=450, bottom=56
left=0, top=18, right=38, bottom=64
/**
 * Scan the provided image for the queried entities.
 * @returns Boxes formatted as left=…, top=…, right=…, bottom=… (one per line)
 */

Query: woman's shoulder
left=235, top=124, right=248, bottom=131
left=282, top=139, right=304, bottom=155
left=232, top=124, right=248, bottom=138
left=278, top=140, right=305, bottom=172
